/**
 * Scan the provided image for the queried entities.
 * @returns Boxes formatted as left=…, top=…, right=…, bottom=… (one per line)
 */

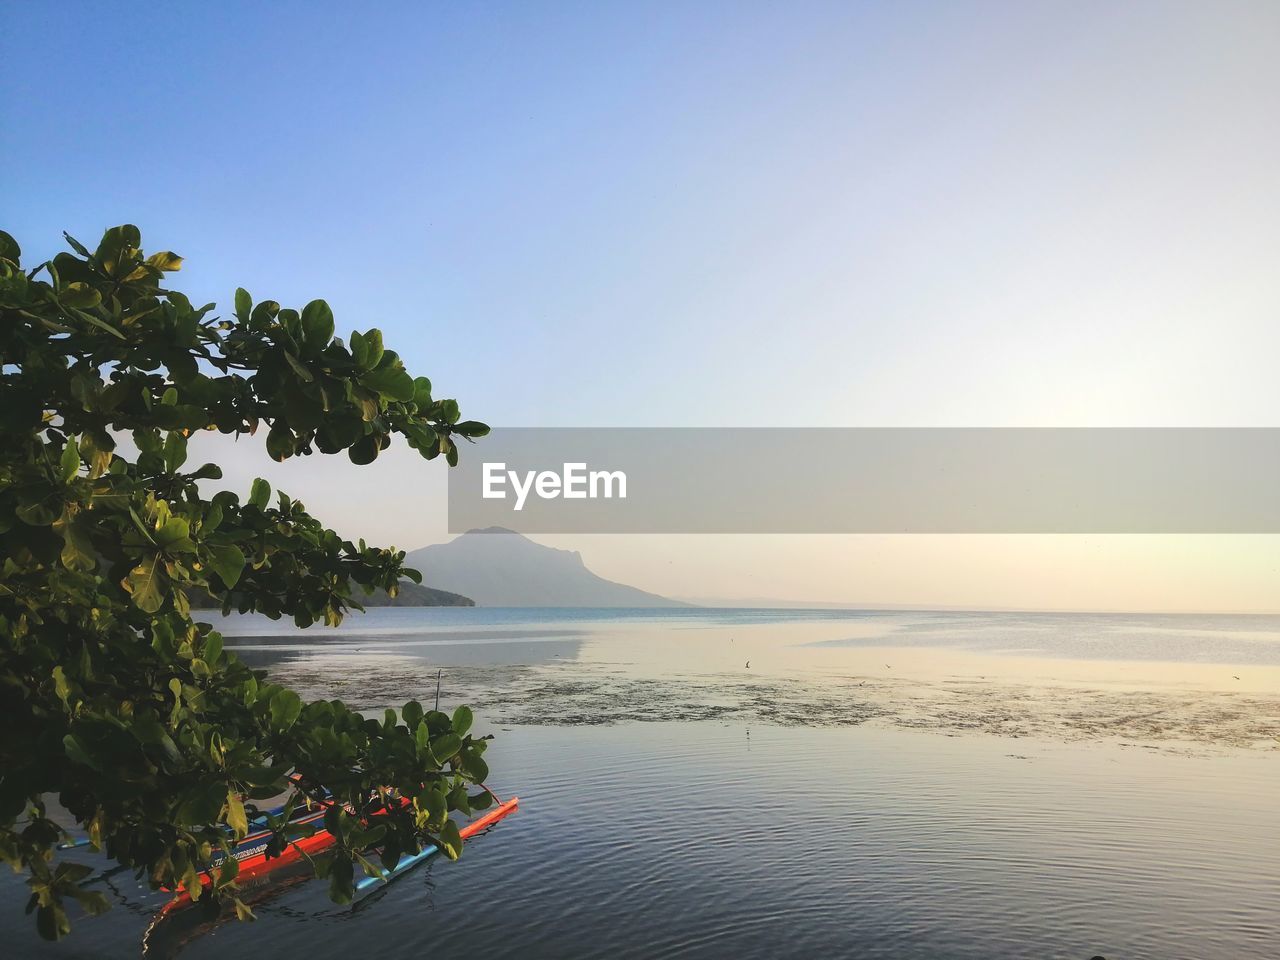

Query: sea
left=3, top=608, right=1277, bottom=959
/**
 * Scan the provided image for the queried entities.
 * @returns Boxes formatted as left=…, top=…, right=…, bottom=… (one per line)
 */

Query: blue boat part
left=353, top=842, right=440, bottom=895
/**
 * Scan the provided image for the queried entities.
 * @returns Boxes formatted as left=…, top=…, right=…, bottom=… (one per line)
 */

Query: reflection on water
left=814, top=609, right=1280, bottom=665
left=6, top=724, right=1276, bottom=960
left=229, top=630, right=586, bottom=670
left=5, top=608, right=1277, bottom=959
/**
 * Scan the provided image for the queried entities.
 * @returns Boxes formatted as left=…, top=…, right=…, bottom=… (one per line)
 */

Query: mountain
left=405, top=528, right=690, bottom=607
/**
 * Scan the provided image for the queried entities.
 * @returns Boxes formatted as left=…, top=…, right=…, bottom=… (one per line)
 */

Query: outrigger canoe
left=157, top=787, right=519, bottom=916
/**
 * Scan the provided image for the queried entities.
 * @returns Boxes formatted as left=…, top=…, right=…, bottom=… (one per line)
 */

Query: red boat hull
left=160, top=794, right=519, bottom=914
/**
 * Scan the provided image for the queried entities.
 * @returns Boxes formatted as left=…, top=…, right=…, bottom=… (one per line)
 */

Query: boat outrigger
left=156, top=785, right=519, bottom=916
left=354, top=790, right=519, bottom=896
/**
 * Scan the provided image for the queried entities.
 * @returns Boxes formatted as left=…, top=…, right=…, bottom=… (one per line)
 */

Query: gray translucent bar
left=447, top=428, right=1280, bottom=534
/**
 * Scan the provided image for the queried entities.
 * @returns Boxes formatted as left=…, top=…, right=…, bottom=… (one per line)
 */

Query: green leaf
left=36, top=903, right=71, bottom=942
left=65, top=887, right=110, bottom=917
left=55, top=863, right=95, bottom=884
left=418, top=784, right=447, bottom=826
left=60, top=437, right=80, bottom=482
left=168, top=677, right=183, bottom=726
left=453, top=420, right=490, bottom=438
left=182, top=858, right=203, bottom=902
left=203, top=632, right=223, bottom=664
left=0, top=228, right=20, bottom=261
left=270, top=689, right=302, bottom=730
left=155, top=516, right=195, bottom=552
left=61, top=231, right=90, bottom=257
left=59, top=282, right=102, bottom=309
left=348, top=434, right=380, bottom=465
left=53, top=510, right=96, bottom=572
left=94, top=224, right=140, bottom=273
left=130, top=712, right=167, bottom=745
left=448, top=782, right=472, bottom=814
left=52, top=666, right=72, bottom=708
left=151, top=404, right=209, bottom=430
left=79, top=428, right=115, bottom=476
left=301, top=300, right=335, bottom=351
left=225, top=790, right=248, bottom=838
left=317, top=413, right=363, bottom=452
left=204, top=501, right=225, bottom=531
left=351, top=328, right=384, bottom=370
left=16, top=499, right=59, bottom=526
left=63, top=734, right=101, bottom=771
left=250, top=299, right=280, bottom=329
left=412, top=377, right=433, bottom=406
left=437, top=399, right=460, bottom=424
left=283, top=350, right=314, bottom=383
left=438, top=819, right=463, bottom=861
left=430, top=733, right=462, bottom=764
left=176, top=782, right=227, bottom=825
left=461, top=752, right=489, bottom=783
left=215, top=852, right=240, bottom=888
left=234, top=287, right=252, bottom=322
left=361, top=363, right=414, bottom=402
left=278, top=307, right=301, bottom=340
left=124, top=554, right=166, bottom=612
left=266, top=423, right=294, bottom=461
left=452, top=705, right=473, bottom=737
left=206, top=544, right=246, bottom=588
left=145, top=251, right=183, bottom=272
left=73, top=307, right=126, bottom=340
left=237, top=764, right=288, bottom=788
left=327, top=854, right=355, bottom=905
left=248, top=478, right=271, bottom=510
left=163, top=432, right=188, bottom=472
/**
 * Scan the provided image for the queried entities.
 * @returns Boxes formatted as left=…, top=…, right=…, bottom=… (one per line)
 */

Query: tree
left=0, top=225, right=493, bottom=939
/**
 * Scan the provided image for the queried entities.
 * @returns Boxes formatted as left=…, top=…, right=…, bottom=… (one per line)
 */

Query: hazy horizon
left=405, top=523, right=1280, bottom=616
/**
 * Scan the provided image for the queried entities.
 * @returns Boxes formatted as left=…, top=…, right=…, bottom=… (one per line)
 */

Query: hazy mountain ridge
left=363, top=581, right=474, bottom=607
left=406, top=527, right=689, bottom=607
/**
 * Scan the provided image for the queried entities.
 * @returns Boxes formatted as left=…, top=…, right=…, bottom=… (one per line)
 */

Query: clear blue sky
left=5, top=2, right=1280, bottom=609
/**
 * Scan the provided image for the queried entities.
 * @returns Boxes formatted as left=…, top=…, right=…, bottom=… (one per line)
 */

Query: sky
left=4, top=1, right=1280, bottom=611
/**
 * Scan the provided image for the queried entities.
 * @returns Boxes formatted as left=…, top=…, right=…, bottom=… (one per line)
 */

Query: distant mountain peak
left=406, top=531, right=688, bottom=608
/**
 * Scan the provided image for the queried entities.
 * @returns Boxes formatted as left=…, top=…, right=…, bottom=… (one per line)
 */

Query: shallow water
left=4, top=609, right=1278, bottom=958
left=225, top=608, right=1280, bottom=751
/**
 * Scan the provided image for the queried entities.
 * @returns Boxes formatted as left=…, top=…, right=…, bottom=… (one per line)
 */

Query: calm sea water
left=4, top=609, right=1278, bottom=959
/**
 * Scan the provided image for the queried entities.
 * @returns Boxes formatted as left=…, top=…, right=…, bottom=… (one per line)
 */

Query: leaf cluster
left=0, top=227, right=491, bottom=937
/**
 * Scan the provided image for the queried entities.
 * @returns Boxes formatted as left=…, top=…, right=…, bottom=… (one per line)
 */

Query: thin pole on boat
left=434, top=669, right=442, bottom=712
